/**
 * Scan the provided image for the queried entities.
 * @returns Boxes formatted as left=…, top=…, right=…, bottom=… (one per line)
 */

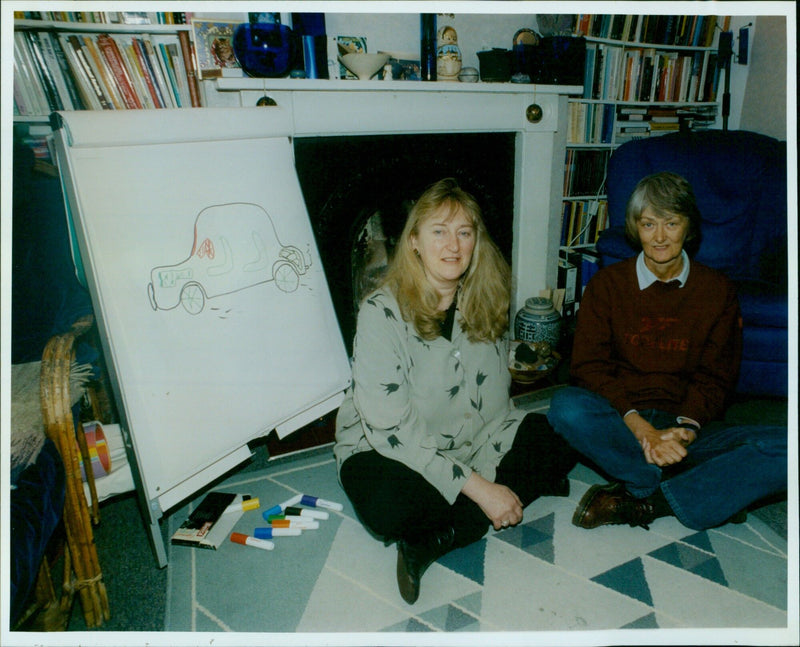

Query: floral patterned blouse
left=334, top=288, right=526, bottom=504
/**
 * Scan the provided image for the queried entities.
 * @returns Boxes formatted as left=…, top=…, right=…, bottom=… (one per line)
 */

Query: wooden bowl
left=508, top=340, right=560, bottom=384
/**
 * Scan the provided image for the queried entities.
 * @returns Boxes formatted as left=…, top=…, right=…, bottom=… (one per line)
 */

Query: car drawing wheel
left=180, top=282, right=206, bottom=314
left=280, top=246, right=306, bottom=273
left=147, top=282, right=158, bottom=310
left=273, top=261, right=300, bottom=292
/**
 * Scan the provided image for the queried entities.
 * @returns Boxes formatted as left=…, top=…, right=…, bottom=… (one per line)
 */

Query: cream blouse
left=333, top=288, right=525, bottom=504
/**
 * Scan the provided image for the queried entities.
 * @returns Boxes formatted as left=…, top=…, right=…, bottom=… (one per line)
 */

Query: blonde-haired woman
left=334, top=178, right=576, bottom=604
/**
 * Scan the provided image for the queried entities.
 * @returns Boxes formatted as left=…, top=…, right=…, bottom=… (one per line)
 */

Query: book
left=37, top=31, right=78, bottom=110
left=96, top=33, right=142, bottom=109
left=131, top=36, right=166, bottom=107
left=177, top=30, right=201, bottom=106
left=24, top=31, right=64, bottom=110
left=111, top=33, right=156, bottom=109
left=151, top=34, right=185, bottom=107
left=81, top=34, right=126, bottom=109
left=58, top=33, right=102, bottom=109
left=13, top=32, right=50, bottom=114
left=68, top=34, right=114, bottom=109
left=171, top=491, right=251, bottom=549
left=141, top=34, right=176, bottom=107
left=47, top=31, right=87, bottom=110
left=580, top=249, right=601, bottom=291
left=558, top=256, right=578, bottom=302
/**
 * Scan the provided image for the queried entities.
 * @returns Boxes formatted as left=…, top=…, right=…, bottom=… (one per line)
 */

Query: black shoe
left=573, top=482, right=657, bottom=530
left=396, top=526, right=456, bottom=604
left=727, top=509, right=748, bottom=524
left=547, top=477, right=570, bottom=497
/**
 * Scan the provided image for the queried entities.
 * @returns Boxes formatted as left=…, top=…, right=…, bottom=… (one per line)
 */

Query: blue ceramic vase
left=514, top=297, right=562, bottom=347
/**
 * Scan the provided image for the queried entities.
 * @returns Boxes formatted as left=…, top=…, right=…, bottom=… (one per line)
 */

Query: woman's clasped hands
left=461, top=471, right=524, bottom=530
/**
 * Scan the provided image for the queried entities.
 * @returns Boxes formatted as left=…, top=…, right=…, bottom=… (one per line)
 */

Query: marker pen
left=300, top=495, right=343, bottom=511
left=230, top=532, right=274, bottom=551
left=267, top=514, right=326, bottom=524
left=283, top=506, right=329, bottom=520
left=270, top=518, right=319, bottom=530
left=261, top=494, right=303, bottom=518
left=223, top=497, right=260, bottom=514
left=254, top=527, right=302, bottom=539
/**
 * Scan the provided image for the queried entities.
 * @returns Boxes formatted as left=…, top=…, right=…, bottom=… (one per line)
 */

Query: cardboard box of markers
left=171, top=492, right=342, bottom=551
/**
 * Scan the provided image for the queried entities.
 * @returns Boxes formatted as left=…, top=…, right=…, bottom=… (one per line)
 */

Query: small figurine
left=436, top=25, right=462, bottom=81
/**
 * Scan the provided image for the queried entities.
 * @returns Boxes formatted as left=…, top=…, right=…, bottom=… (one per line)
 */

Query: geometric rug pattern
left=166, top=452, right=791, bottom=643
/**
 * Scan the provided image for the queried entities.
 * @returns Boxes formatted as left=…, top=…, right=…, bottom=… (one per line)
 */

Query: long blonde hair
left=382, top=178, right=511, bottom=342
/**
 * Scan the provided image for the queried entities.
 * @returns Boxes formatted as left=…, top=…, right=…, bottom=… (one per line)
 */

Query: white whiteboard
left=54, top=108, right=351, bottom=514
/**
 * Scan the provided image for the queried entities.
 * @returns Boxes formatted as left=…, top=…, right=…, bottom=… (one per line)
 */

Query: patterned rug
left=165, top=440, right=791, bottom=643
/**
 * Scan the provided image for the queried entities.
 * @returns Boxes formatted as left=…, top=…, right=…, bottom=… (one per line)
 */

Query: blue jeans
left=547, top=386, right=787, bottom=530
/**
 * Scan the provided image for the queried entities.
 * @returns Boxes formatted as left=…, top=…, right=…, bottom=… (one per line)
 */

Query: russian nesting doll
left=436, top=25, right=462, bottom=81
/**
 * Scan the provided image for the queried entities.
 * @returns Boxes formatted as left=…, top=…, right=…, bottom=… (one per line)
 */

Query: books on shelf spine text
left=573, top=13, right=722, bottom=47
left=13, top=27, right=200, bottom=115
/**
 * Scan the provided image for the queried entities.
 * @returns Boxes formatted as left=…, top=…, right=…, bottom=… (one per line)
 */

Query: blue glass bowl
left=233, top=23, right=297, bottom=78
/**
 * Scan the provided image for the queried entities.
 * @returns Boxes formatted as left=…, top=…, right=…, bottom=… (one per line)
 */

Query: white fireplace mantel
left=208, top=79, right=582, bottom=317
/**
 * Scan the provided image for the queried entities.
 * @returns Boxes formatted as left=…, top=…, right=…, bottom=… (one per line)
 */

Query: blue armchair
left=596, top=130, right=788, bottom=398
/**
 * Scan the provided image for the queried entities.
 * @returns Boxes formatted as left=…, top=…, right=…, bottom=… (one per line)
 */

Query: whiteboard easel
left=53, top=108, right=351, bottom=566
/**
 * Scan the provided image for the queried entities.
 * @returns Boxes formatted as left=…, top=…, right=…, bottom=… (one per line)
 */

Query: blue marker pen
left=254, top=527, right=302, bottom=539
left=300, top=494, right=343, bottom=511
left=262, top=494, right=303, bottom=518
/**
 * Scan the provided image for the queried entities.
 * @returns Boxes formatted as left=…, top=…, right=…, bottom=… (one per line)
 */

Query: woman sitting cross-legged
left=547, top=172, right=787, bottom=532
left=334, top=178, right=577, bottom=604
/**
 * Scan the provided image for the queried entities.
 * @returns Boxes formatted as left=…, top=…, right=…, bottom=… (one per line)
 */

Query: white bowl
left=338, top=52, right=391, bottom=80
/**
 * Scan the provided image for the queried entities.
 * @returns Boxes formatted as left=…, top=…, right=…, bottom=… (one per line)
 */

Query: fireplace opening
left=294, top=132, right=517, bottom=353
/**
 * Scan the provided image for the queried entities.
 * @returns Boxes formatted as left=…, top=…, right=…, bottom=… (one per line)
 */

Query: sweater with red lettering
left=570, top=256, right=742, bottom=426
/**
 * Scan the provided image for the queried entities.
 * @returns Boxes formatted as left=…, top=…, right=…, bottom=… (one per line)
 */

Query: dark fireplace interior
left=293, top=132, right=517, bottom=354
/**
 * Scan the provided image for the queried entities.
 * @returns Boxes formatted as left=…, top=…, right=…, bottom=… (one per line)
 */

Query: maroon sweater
left=571, top=256, right=742, bottom=425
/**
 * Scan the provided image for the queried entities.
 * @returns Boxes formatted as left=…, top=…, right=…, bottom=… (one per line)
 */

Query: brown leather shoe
left=573, top=482, right=657, bottom=530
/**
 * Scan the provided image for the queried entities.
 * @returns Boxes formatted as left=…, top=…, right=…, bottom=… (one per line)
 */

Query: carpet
left=165, top=406, right=791, bottom=641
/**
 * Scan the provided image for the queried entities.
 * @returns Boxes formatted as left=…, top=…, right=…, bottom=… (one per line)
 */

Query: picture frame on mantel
left=191, top=18, right=243, bottom=79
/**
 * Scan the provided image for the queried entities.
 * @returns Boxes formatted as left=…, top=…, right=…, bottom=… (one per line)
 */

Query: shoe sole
left=572, top=483, right=604, bottom=528
left=396, top=543, right=420, bottom=604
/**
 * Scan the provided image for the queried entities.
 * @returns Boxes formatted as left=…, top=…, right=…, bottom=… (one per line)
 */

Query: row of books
left=15, top=11, right=189, bottom=25
left=573, top=14, right=728, bottom=48
left=563, top=149, right=610, bottom=198
left=583, top=43, right=722, bottom=104
left=567, top=103, right=615, bottom=144
left=13, top=29, right=201, bottom=116
left=560, top=200, right=609, bottom=247
left=568, top=105, right=717, bottom=145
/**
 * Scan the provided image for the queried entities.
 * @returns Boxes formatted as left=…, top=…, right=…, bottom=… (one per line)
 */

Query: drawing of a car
left=147, top=202, right=310, bottom=314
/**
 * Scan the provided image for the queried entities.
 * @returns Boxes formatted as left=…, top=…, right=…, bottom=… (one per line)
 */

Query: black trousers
left=339, top=412, right=578, bottom=548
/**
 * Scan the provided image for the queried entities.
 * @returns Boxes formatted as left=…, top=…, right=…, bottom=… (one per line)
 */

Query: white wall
left=740, top=15, right=788, bottom=140
left=323, top=13, right=539, bottom=72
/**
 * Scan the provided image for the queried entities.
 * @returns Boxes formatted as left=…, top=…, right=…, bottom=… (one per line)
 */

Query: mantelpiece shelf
left=213, top=77, right=581, bottom=95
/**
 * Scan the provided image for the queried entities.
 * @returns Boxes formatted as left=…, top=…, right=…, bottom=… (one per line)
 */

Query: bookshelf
left=558, top=13, right=728, bottom=314
left=12, top=11, right=200, bottom=126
